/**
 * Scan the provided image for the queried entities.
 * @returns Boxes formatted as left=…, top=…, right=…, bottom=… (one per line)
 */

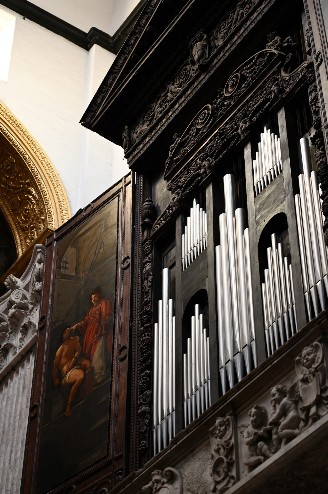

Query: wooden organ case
left=23, top=0, right=328, bottom=492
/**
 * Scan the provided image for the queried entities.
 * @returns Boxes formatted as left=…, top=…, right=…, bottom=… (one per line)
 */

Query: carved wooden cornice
left=150, top=43, right=313, bottom=237
left=124, top=0, right=293, bottom=168
left=0, top=103, right=70, bottom=256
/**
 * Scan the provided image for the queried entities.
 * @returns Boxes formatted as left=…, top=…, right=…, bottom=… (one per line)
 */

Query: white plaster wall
left=0, top=5, right=129, bottom=215
left=30, top=0, right=141, bottom=35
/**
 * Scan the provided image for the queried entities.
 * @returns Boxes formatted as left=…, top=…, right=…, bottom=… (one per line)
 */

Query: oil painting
left=36, top=196, right=119, bottom=493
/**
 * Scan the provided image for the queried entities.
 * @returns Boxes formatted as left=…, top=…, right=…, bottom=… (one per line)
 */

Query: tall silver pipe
left=224, top=174, right=241, bottom=355
left=183, top=354, right=188, bottom=426
left=215, top=244, right=226, bottom=368
left=235, top=208, right=249, bottom=349
left=244, top=228, right=256, bottom=349
left=153, top=322, right=159, bottom=453
left=299, top=176, right=315, bottom=289
left=219, top=213, right=234, bottom=363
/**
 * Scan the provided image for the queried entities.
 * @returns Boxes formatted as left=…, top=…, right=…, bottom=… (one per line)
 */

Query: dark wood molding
left=0, top=0, right=147, bottom=53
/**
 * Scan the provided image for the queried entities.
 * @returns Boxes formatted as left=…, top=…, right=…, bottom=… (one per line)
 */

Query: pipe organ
left=261, top=234, right=297, bottom=356
left=295, top=137, right=328, bottom=320
left=215, top=174, right=256, bottom=394
left=153, top=268, right=176, bottom=455
left=182, top=199, right=207, bottom=270
left=183, top=304, right=211, bottom=427
left=252, top=126, right=282, bottom=195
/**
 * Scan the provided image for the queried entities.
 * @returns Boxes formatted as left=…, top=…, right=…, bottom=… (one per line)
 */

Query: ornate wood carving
left=304, top=2, right=328, bottom=245
left=137, top=197, right=156, bottom=464
left=152, top=38, right=312, bottom=237
left=129, top=0, right=261, bottom=149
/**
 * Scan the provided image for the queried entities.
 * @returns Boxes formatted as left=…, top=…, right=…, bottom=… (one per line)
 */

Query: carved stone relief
left=209, top=416, right=236, bottom=493
left=0, top=245, right=45, bottom=373
left=295, top=342, right=328, bottom=427
left=238, top=341, right=328, bottom=477
left=142, top=468, right=183, bottom=494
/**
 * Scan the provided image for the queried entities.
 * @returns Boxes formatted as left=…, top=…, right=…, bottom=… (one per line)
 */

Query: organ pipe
left=261, top=234, right=297, bottom=356
left=295, top=137, right=328, bottom=320
left=182, top=199, right=208, bottom=270
left=215, top=174, right=256, bottom=393
left=252, top=127, right=282, bottom=195
left=183, top=304, right=211, bottom=427
left=153, top=268, right=176, bottom=455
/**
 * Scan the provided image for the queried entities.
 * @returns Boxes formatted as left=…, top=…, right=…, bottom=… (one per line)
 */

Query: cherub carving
left=142, top=468, right=182, bottom=494
left=209, top=416, right=235, bottom=493
left=269, top=383, right=300, bottom=452
left=240, top=405, right=272, bottom=472
left=295, top=342, right=328, bottom=428
left=209, top=416, right=233, bottom=459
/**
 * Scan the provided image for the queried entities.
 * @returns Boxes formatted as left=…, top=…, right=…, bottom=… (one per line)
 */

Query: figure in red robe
left=69, top=288, right=112, bottom=384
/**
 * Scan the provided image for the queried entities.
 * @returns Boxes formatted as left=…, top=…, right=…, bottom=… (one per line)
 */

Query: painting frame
left=22, top=174, right=133, bottom=493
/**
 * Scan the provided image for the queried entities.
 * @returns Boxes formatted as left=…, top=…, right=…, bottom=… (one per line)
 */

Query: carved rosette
left=142, top=468, right=183, bottom=494
left=209, top=416, right=236, bottom=493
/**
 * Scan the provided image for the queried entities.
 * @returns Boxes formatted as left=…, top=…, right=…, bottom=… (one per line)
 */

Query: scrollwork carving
left=153, top=40, right=312, bottom=236
left=142, top=468, right=183, bottom=494
left=209, top=416, right=235, bottom=493
left=130, top=0, right=260, bottom=146
left=0, top=151, right=47, bottom=247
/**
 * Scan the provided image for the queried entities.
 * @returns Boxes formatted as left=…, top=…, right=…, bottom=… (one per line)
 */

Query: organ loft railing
left=151, top=115, right=328, bottom=455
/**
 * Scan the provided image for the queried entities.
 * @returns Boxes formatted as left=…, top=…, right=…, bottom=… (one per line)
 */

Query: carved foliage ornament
left=164, top=34, right=299, bottom=180
left=0, top=149, right=47, bottom=247
left=0, top=247, right=44, bottom=371
left=209, top=416, right=236, bottom=493
left=138, top=197, right=156, bottom=463
left=128, top=0, right=260, bottom=149
left=142, top=468, right=182, bottom=494
left=153, top=38, right=311, bottom=235
left=0, top=103, right=70, bottom=255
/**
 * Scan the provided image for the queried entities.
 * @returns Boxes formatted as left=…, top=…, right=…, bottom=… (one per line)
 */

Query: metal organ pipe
left=153, top=268, right=176, bottom=454
left=183, top=304, right=211, bottom=427
left=182, top=199, right=208, bottom=270
left=261, top=234, right=297, bottom=356
left=215, top=174, right=256, bottom=394
left=295, top=137, right=328, bottom=320
left=252, top=127, right=282, bottom=195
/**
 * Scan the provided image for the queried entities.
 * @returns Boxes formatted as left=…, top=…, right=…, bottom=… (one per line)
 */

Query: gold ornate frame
left=0, top=102, right=71, bottom=256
